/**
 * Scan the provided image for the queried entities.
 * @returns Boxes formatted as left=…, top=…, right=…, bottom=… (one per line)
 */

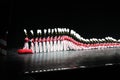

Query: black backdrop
left=6, top=1, right=120, bottom=48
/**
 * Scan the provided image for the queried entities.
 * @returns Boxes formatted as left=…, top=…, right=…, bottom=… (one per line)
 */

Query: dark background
left=0, top=1, right=119, bottom=48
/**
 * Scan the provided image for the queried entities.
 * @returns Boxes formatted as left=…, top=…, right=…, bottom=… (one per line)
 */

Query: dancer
left=30, top=30, right=35, bottom=53
left=37, top=29, right=43, bottom=53
left=18, top=28, right=120, bottom=54
left=47, top=28, right=51, bottom=52
left=23, top=29, right=29, bottom=49
left=53, top=28, right=57, bottom=52
left=43, top=29, right=47, bottom=52
left=50, top=29, right=54, bottom=52
left=17, top=29, right=32, bottom=54
left=35, top=37, right=39, bottom=53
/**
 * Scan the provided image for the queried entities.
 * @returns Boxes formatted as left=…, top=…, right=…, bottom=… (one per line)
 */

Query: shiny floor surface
left=1, top=47, right=120, bottom=75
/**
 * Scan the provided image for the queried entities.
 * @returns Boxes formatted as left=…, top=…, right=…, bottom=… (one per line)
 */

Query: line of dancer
left=18, top=28, right=120, bottom=54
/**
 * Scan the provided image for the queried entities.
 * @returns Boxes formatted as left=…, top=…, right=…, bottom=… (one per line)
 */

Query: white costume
left=35, top=38, right=39, bottom=53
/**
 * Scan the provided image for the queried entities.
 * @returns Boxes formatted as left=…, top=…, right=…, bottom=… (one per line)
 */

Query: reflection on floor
left=4, top=47, right=120, bottom=75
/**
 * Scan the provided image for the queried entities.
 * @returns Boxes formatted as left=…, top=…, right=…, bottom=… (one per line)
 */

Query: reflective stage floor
left=1, top=48, right=120, bottom=80
left=1, top=47, right=119, bottom=74
left=1, top=47, right=120, bottom=78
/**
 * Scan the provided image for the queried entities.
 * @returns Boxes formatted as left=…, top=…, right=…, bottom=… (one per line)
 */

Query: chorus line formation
left=18, top=28, right=120, bottom=54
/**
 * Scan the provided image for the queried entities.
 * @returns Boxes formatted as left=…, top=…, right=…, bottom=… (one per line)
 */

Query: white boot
left=23, top=37, right=29, bottom=49
left=39, top=38, right=42, bottom=53
left=50, top=37, right=53, bottom=52
left=46, top=37, right=50, bottom=52
left=35, top=38, right=39, bottom=53
left=57, top=36, right=60, bottom=51
left=60, top=40, right=63, bottom=51
left=23, top=42, right=29, bottom=49
left=43, top=38, right=46, bottom=53
left=53, top=36, right=57, bottom=52
left=30, top=39, right=35, bottom=53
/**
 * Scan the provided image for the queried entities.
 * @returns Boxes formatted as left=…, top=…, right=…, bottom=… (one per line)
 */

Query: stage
left=0, top=47, right=118, bottom=75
